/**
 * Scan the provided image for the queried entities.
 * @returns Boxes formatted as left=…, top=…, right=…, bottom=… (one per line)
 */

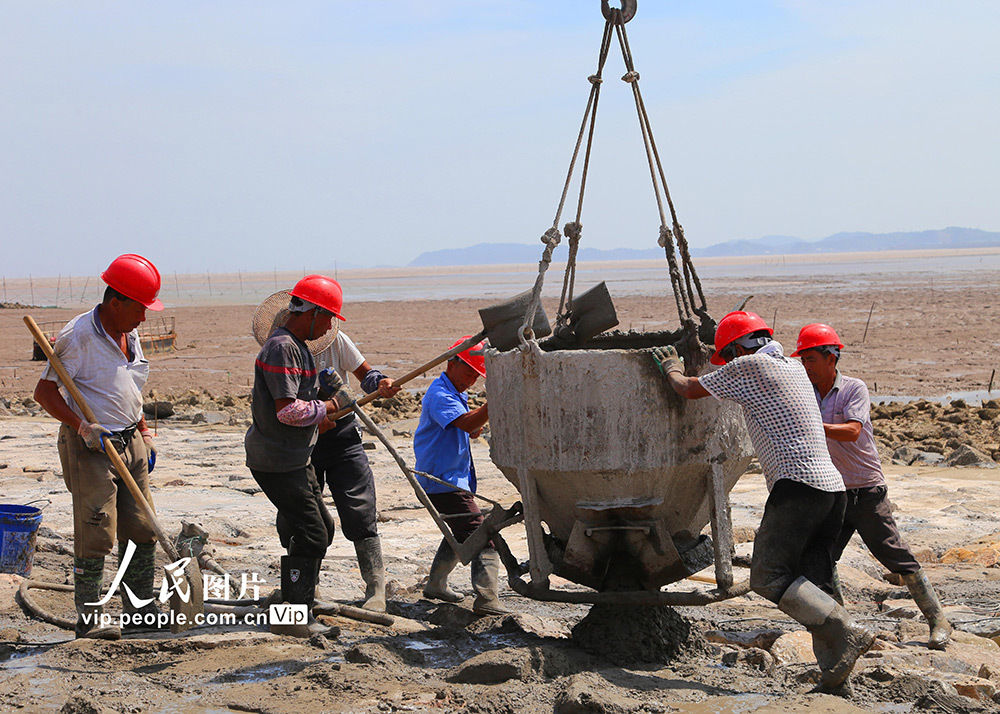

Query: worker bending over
left=414, top=337, right=507, bottom=616
left=244, top=275, right=354, bottom=637
left=33, top=254, right=164, bottom=640
left=653, top=311, right=873, bottom=691
left=794, top=323, right=952, bottom=650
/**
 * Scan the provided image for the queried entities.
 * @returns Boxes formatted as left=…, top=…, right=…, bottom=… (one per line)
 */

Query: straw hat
left=251, top=290, right=338, bottom=356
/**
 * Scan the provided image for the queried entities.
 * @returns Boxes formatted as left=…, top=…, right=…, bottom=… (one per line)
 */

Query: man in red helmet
left=33, top=254, right=164, bottom=640
left=794, top=323, right=952, bottom=650
left=652, top=311, right=872, bottom=691
left=413, top=337, right=507, bottom=615
left=245, top=275, right=354, bottom=637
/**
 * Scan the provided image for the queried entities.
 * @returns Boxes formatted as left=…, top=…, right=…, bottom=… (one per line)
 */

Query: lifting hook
left=601, top=0, right=636, bottom=24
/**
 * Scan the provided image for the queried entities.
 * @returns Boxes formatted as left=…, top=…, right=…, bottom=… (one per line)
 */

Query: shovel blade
left=479, top=289, right=551, bottom=352
left=562, top=282, right=619, bottom=344
left=165, top=558, right=204, bottom=633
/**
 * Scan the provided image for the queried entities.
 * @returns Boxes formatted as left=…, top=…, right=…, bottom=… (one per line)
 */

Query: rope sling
left=520, top=1, right=714, bottom=347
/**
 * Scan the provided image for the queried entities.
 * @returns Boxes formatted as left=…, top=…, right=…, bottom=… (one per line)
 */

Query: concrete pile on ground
left=871, top=398, right=1000, bottom=467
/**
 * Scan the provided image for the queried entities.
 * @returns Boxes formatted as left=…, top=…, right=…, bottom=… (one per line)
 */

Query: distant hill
left=407, top=227, right=1000, bottom=266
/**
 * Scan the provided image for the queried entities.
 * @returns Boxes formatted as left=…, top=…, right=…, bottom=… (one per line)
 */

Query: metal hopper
left=486, top=337, right=754, bottom=604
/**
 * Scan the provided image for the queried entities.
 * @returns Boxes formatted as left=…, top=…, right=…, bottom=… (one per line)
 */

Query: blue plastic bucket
left=0, top=500, right=48, bottom=576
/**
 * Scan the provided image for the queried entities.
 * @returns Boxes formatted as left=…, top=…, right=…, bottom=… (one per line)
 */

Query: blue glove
left=318, top=368, right=355, bottom=410
left=317, top=367, right=340, bottom=400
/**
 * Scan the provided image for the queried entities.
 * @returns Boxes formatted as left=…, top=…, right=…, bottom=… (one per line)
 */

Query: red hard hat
left=290, top=275, right=346, bottom=321
left=791, top=323, right=844, bottom=357
left=451, top=335, right=487, bottom=377
left=711, top=311, right=773, bottom=365
left=101, top=254, right=164, bottom=311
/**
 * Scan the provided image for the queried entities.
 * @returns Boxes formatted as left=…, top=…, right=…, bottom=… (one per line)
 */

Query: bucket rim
left=0, top=504, right=45, bottom=517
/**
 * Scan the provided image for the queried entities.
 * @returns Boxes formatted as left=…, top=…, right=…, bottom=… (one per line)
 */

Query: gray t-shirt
left=815, top=372, right=885, bottom=489
left=244, top=327, right=319, bottom=472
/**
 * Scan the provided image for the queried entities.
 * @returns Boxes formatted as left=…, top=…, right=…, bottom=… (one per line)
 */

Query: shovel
left=552, top=281, right=619, bottom=344
left=25, top=315, right=203, bottom=633
left=329, top=289, right=552, bottom=420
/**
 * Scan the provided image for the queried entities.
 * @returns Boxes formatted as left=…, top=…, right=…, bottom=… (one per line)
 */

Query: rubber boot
left=354, top=537, right=387, bottom=613
left=310, top=559, right=339, bottom=616
left=830, top=564, right=845, bottom=606
left=422, top=538, right=462, bottom=603
left=778, top=576, right=874, bottom=690
left=119, top=542, right=160, bottom=634
left=471, top=548, right=509, bottom=616
left=902, top=569, right=953, bottom=650
left=73, top=556, right=121, bottom=640
left=270, top=556, right=333, bottom=638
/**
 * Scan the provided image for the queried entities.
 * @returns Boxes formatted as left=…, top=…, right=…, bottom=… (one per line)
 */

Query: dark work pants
left=252, top=464, right=333, bottom=559
left=831, top=485, right=920, bottom=575
left=750, top=479, right=847, bottom=603
left=309, top=416, right=378, bottom=542
left=429, top=491, right=485, bottom=544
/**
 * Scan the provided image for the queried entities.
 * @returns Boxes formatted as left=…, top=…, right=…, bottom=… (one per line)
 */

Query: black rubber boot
left=74, top=556, right=121, bottom=640
left=778, top=576, right=874, bottom=691
left=354, top=536, right=387, bottom=613
left=902, top=569, right=953, bottom=650
left=471, top=548, right=509, bottom=616
left=422, top=538, right=462, bottom=603
left=270, top=556, right=333, bottom=638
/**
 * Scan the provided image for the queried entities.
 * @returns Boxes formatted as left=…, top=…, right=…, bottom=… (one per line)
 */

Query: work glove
left=317, top=367, right=341, bottom=400
left=319, top=368, right=355, bottom=411
left=77, top=422, right=112, bottom=452
left=651, top=345, right=685, bottom=377
left=140, top=428, right=157, bottom=473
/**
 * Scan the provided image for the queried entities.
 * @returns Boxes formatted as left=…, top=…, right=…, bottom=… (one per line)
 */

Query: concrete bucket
left=486, top=333, right=754, bottom=604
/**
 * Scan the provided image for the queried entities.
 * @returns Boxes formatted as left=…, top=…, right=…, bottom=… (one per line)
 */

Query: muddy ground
left=1, top=415, right=999, bottom=713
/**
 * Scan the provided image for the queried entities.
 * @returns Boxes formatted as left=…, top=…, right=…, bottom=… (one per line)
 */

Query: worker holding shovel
left=244, top=274, right=355, bottom=637
left=32, top=254, right=164, bottom=640
left=414, top=337, right=508, bottom=616
left=294, top=329, right=400, bottom=613
left=653, top=311, right=873, bottom=692
left=794, top=323, right=952, bottom=650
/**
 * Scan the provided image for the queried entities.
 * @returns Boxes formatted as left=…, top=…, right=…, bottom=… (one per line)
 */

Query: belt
left=104, top=424, right=139, bottom=455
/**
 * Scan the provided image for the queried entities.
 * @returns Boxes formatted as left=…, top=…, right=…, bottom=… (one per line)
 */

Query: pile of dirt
left=872, top=399, right=1000, bottom=466
left=570, top=604, right=705, bottom=665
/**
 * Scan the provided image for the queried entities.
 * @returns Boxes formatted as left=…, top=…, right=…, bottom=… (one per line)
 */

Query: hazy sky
left=2, top=1, right=998, bottom=277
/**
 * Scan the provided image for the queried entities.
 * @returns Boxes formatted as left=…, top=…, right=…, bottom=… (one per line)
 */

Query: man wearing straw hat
left=305, top=329, right=400, bottom=612
left=33, top=254, right=164, bottom=640
left=245, top=274, right=355, bottom=637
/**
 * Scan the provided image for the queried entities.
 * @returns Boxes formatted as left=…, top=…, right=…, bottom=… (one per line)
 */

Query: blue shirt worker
left=794, top=323, right=952, bottom=650
left=414, top=336, right=507, bottom=616
left=653, top=311, right=873, bottom=691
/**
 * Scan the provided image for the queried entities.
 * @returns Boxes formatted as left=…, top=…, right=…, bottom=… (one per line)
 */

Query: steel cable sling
left=520, top=0, right=713, bottom=345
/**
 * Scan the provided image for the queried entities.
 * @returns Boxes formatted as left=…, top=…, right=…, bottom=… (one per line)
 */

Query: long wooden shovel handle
left=24, top=315, right=182, bottom=563
left=329, top=330, right=486, bottom=421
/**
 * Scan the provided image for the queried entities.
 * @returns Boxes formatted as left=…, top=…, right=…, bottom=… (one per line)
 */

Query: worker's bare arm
left=451, top=403, right=489, bottom=434
left=824, top=420, right=862, bottom=442
left=666, top=373, right=710, bottom=400
left=34, top=378, right=83, bottom=430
